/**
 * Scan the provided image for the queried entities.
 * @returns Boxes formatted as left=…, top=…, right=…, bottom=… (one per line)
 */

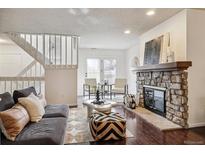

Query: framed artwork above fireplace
left=143, top=33, right=171, bottom=65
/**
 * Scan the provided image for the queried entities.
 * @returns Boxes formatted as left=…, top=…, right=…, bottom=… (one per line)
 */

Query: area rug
left=125, top=106, right=182, bottom=131
left=64, top=106, right=134, bottom=144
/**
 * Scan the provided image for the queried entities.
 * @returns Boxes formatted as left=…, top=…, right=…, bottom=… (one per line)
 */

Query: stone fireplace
left=134, top=61, right=192, bottom=128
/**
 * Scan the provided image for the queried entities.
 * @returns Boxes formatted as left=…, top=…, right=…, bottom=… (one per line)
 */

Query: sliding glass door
left=86, top=58, right=101, bottom=83
left=103, top=59, right=116, bottom=84
left=86, top=58, right=116, bottom=84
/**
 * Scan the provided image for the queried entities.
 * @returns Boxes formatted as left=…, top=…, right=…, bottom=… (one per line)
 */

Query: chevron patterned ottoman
left=89, top=111, right=126, bottom=141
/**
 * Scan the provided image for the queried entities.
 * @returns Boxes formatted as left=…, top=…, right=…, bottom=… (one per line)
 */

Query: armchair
left=83, top=78, right=97, bottom=99
left=111, top=78, right=128, bottom=99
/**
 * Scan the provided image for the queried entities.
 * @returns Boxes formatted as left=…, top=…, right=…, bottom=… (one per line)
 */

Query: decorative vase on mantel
left=166, top=47, right=175, bottom=62
left=131, top=56, right=140, bottom=68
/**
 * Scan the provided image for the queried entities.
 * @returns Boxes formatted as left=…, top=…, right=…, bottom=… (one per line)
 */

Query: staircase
left=6, top=32, right=79, bottom=69
left=17, top=60, right=44, bottom=77
left=0, top=32, right=79, bottom=94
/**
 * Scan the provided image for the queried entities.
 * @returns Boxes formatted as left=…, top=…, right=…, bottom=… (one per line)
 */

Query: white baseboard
left=188, top=122, right=205, bottom=128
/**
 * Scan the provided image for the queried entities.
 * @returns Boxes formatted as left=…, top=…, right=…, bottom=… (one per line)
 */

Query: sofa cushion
left=18, top=93, right=45, bottom=122
left=0, top=92, right=15, bottom=111
left=0, top=104, right=30, bottom=141
left=1, top=117, right=67, bottom=145
left=43, top=104, right=68, bottom=118
left=13, top=87, right=37, bottom=103
left=37, top=94, right=47, bottom=107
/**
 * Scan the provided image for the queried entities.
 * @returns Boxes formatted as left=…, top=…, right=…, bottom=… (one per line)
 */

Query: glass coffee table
left=83, top=99, right=120, bottom=118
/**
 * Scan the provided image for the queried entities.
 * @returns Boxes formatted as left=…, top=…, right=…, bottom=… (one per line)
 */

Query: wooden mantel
left=132, top=61, right=192, bottom=72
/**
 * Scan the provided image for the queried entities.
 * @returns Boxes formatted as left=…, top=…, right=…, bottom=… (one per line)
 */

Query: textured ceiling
left=0, top=8, right=183, bottom=49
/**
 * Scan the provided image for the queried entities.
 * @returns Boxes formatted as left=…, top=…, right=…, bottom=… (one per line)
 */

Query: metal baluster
left=71, top=37, right=73, bottom=66
left=35, top=61, right=37, bottom=77
left=76, top=37, right=79, bottom=67
left=50, top=35, right=52, bottom=65
left=43, top=34, right=45, bottom=65
left=40, top=64, right=42, bottom=76
left=25, top=34, right=27, bottom=43
left=10, top=81, right=12, bottom=93
left=39, top=81, right=41, bottom=94
left=49, top=35, right=51, bottom=65
left=30, top=67, right=32, bottom=76
left=36, top=35, right=38, bottom=64
left=16, top=80, right=18, bottom=90
left=30, top=34, right=32, bottom=45
left=22, top=80, right=24, bottom=89
left=34, top=63, right=37, bottom=89
left=4, top=81, right=6, bottom=92
left=34, top=80, right=36, bottom=91
left=28, top=79, right=30, bottom=87
left=55, top=35, right=57, bottom=65
left=60, top=36, right=62, bottom=65
left=65, top=36, right=67, bottom=65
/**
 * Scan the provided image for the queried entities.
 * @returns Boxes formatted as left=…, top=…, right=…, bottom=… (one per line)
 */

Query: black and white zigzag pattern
left=89, top=112, right=126, bottom=141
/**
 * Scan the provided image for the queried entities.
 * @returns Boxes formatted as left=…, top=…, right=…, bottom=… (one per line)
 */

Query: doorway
left=86, top=58, right=116, bottom=84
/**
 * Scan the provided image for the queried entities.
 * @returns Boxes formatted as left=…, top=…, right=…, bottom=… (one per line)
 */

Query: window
left=86, top=58, right=116, bottom=84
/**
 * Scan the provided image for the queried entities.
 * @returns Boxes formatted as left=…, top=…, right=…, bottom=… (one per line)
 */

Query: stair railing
left=0, top=77, right=45, bottom=94
left=7, top=32, right=79, bottom=68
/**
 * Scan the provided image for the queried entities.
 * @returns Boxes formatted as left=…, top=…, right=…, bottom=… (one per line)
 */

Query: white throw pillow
left=38, top=94, right=47, bottom=107
left=18, top=93, right=45, bottom=122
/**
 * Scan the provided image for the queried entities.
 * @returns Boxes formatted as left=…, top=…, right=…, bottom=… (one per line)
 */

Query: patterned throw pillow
left=18, top=93, right=45, bottom=122
left=0, top=104, right=29, bottom=141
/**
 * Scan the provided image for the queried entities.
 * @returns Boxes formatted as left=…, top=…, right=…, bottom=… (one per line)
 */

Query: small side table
left=98, top=83, right=113, bottom=99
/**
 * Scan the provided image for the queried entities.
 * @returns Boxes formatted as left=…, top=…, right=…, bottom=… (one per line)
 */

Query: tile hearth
left=126, top=107, right=182, bottom=131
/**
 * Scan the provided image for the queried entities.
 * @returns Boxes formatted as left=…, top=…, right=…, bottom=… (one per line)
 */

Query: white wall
left=186, top=9, right=205, bottom=127
left=45, top=69, right=77, bottom=106
left=125, top=42, right=140, bottom=94
left=139, top=9, right=187, bottom=65
left=78, top=48, right=126, bottom=96
left=125, top=9, right=205, bottom=128
left=0, top=44, right=33, bottom=76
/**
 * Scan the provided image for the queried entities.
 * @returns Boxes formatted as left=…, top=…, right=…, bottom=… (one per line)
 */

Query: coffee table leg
left=87, top=107, right=93, bottom=118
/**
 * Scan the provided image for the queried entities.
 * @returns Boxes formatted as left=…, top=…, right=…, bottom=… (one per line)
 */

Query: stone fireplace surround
left=134, top=61, right=192, bottom=128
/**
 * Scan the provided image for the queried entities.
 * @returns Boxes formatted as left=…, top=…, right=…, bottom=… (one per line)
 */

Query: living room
left=0, top=0, right=205, bottom=153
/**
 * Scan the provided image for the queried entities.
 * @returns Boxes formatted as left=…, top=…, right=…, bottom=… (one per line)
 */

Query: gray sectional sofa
left=0, top=87, right=69, bottom=145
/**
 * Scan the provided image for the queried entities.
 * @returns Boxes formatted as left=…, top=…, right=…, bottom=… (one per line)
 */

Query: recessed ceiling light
left=124, top=30, right=131, bottom=34
left=146, top=10, right=155, bottom=16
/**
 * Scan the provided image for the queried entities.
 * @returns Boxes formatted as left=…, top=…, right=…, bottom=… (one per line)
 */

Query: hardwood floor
left=89, top=106, right=205, bottom=145
left=77, top=97, right=205, bottom=145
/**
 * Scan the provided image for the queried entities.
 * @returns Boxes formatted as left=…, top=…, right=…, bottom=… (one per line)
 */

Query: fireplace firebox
left=143, top=85, right=166, bottom=117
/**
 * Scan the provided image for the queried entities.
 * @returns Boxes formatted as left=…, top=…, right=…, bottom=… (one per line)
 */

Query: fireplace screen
left=143, top=86, right=166, bottom=117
